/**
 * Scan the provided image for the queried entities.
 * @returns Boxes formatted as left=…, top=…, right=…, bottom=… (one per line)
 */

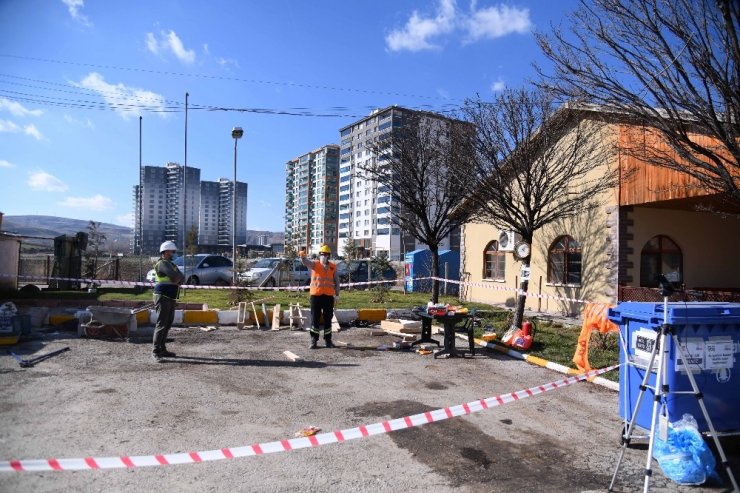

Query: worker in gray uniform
left=152, top=241, right=184, bottom=362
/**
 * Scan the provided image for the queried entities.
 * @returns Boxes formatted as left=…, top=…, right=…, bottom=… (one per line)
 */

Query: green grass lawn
left=5, top=286, right=620, bottom=381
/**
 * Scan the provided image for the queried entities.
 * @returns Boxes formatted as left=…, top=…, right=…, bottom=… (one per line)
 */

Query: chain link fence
left=619, top=286, right=740, bottom=303
left=18, top=254, right=155, bottom=285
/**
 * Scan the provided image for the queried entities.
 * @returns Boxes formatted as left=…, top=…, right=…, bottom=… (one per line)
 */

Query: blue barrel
left=608, top=302, right=740, bottom=433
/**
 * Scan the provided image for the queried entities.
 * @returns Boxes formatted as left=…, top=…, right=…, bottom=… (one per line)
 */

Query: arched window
left=640, top=235, right=682, bottom=287
left=548, top=236, right=582, bottom=285
left=483, top=240, right=506, bottom=280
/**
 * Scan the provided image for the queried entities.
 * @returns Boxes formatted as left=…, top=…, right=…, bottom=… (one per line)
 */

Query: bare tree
left=536, top=0, right=739, bottom=206
left=463, top=90, right=619, bottom=329
left=362, top=111, right=477, bottom=303
left=84, top=220, right=107, bottom=284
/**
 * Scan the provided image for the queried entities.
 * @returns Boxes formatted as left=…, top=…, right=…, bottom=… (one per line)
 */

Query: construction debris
left=283, top=351, right=303, bottom=362
left=9, top=347, right=70, bottom=368
left=380, top=319, right=421, bottom=333
left=331, top=313, right=341, bottom=332
left=288, top=304, right=305, bottom=330
left=271, top=304, right=282, bottom=331
left=294, top=426, right=321, bottom=437
left=236, top=302, right=249, bottom=330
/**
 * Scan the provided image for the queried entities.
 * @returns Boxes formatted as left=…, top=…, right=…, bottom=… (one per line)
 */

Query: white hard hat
left=159, top=241, right=178, bottom=253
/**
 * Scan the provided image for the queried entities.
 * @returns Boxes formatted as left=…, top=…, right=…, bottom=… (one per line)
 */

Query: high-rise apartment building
left=284, top=145, right=339, bottom=256
left=337, top=106, right=459, bottom=260
left=198, top=178, right=248, bottom=250
left=133, top=163, right=247, bottom=254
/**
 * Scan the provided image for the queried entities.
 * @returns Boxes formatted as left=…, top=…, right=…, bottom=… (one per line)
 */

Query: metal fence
left=18, top=254, right=155, bottom=284
left=619, top=286, right=740, bottom=303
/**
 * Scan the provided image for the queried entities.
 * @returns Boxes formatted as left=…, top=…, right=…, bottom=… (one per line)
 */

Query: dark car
left=146, top=254, right=233, bottom=286
left=336, top=259, right=397, bottom=288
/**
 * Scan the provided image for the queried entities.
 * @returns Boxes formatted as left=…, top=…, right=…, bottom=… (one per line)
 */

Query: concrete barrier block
left=182, top=310, right=219, bottom=325
left=356, top=309, right=386, bottom=323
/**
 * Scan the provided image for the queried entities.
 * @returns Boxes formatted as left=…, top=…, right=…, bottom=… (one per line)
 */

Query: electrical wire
left=0, top=81, right=463, bottom=119
left=0, top=53, right=464, bottom=103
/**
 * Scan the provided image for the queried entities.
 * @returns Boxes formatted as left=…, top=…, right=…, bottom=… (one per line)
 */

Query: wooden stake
left=271, top=304, right=281, bottom=331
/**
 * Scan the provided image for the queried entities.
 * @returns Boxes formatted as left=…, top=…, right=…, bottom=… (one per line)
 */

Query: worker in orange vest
left=299, top=244, right=340, bottom=349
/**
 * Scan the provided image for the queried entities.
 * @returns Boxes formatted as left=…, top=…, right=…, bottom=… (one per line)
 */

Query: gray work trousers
left=153, top=294, right=176, bottom=354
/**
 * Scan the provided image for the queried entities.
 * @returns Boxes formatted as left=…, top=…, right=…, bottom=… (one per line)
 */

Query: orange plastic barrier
left=572, top=303, right=619, bottom=372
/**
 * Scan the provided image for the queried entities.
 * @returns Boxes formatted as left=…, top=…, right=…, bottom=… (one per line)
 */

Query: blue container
left=608, top=302, right=740, bottom=433
left=12, top=315, right=32, bottom=335
left=403, top=249, right=459, bottom=294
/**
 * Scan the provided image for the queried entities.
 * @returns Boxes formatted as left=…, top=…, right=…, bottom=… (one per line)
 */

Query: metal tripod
left=608, top=295, right=739, bottom=492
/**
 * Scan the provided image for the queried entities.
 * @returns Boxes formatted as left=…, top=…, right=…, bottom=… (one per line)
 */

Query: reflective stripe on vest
left=310, top=262, right=336, bottom=296
left=154, top=259, right=179, bottom=285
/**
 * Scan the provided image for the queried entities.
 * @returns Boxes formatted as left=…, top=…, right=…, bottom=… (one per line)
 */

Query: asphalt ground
left=1, top=325, right=738, bottom=492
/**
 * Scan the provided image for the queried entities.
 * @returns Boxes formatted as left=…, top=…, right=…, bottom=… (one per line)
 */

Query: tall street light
left=231, top=126, right=244, bottom=285
left=138, top=116, right=143, bottom=282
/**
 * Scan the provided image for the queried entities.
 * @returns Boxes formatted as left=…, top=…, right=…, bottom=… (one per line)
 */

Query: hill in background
left=2, top=215, right=283, bottom=253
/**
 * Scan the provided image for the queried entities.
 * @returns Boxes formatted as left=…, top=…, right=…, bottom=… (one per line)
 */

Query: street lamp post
left=231, top=126, right=244, bottom=285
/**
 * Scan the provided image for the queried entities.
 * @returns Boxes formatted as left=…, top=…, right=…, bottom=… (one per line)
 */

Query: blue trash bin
left=608, top=302, right=740, bottom=434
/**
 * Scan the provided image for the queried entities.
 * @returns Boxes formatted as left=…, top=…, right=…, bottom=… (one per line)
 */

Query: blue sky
left=0, top=0, right=578, bottom=232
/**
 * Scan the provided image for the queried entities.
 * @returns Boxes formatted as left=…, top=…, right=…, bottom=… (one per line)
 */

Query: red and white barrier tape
left=429, top=276, right=592, bottom=305
left=7, top=272, right=596, bottom=306
left=7, top=274, right=417, bottom=291
left=0, top=364, right=617, bottom=472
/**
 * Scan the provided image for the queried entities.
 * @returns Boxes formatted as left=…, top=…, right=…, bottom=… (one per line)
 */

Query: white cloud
left=61, top=0, right=91, bottom=25
left=114, top=212, right=134, bottom=227
left=24, top=124, right=44, bottom=140
left=386, top=0, right=531, bottom=52
left=145, top=30, right=196, bottom=64
left=465, top=4, right=532, bottom=42
left=386, top=0, right=457, bottom=52
left=28, top=171, right=68, bottom=192
left=63, top=114, right=95, bottom=129
left=217, top=57, right=240, bottom=70
left=490, top=78, right=506, bottom=92
left=0, top=119, right=20, bottom=133
left=145, top=32, right=159, bottom=55
left=0, top=119, right=45, bottom=139
left=0, top=98, right=43, bottom=117
left=0, top=159, right=16, bottom=168
left=166, top=30, right=196, bottom=64
left=75, top=72, right=168, bottom=120
left=58, top=194, right=114, bottom=211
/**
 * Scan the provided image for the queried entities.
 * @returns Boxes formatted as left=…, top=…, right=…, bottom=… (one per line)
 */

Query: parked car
left=239, top=257, right=310, bottom=287
left=336, top=259, right=397, bottom=288
left=146, top=254, right=233, bottom=286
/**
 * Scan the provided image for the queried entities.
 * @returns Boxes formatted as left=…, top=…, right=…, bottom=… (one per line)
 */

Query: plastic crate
left=0, top=314, right=17, bottom=334
left=608, top=302, right=740, bottom=433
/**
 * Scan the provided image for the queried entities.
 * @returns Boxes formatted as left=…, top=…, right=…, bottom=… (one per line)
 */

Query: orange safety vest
left=572, top=303, right=619, bottom=372
left=310, top=261, right=336, bottom=296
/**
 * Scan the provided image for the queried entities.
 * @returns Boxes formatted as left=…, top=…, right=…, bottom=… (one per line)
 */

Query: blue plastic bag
left=652, top=414, right=719, bottom=485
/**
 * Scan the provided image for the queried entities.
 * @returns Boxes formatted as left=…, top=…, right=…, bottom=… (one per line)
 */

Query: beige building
left=461, top=108, right=740, bottom=316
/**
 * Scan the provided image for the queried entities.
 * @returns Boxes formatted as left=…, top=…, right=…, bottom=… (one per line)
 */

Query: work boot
left=325, top=338, right=335, bottom=349
left=161, top=348, right=176, bottom=358
left=309, top=336, right=319, bottom=349
left=152, top=352, right=164, bottom=363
